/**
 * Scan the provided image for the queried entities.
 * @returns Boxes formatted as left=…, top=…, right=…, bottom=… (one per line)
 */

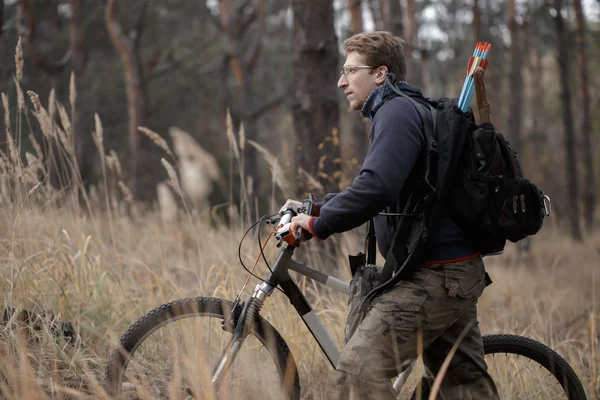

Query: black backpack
left=388, top=83, right=551, bottom=257
left=448, top=121, right=550, bottom=255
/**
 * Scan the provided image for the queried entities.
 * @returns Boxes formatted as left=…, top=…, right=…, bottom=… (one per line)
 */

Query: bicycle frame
left=262, top=243, right=348, bottom=367
left=212, top=242, right=412, bottom=392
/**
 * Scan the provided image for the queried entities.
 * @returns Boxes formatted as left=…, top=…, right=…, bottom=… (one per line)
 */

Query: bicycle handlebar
left=274, top=194, right=317, bottom=247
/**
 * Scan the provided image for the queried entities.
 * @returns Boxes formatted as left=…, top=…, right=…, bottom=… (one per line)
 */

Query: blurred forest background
left=0, top=2, right=599, bottom=398
left=0, top=0, right=599, bottom=238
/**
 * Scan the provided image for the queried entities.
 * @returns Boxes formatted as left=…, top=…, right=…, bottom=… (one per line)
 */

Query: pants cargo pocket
left=345, top=265, right=381, bottom=343
left=370, top=268, right=434, bottom=314
left=443, top=258, right=487, bottom=300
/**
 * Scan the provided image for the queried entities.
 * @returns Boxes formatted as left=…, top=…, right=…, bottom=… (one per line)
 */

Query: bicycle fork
left=211, top=281, right=275, bottom=387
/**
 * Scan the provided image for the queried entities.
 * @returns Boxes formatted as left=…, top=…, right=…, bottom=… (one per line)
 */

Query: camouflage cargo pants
left=337, top=256, right=499, bottom=400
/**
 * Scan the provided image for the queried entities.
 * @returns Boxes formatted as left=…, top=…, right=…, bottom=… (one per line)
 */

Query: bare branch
left=105, top=0, right=147, bottom=198
left=241, top=1, right=264, bottom=70
left=246, top=88, right=290, bottom=120
left=234, top=0, right=254, bottom=15
left=149, top=51, right=223, bottom=82
left=134, top=0, right=151, bottom=56
left=237, top=8, right=258, bottom=35
left=0, top=2, right=4, bottom=41
left=203, top=3, right=223, bottom=31
left=215, top=54, right=242, bottom=119
left=242, top=31, right=262, bottom=70
left=69, top=0, right=85, bottom=73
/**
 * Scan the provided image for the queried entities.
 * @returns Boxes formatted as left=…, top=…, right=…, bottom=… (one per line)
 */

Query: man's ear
left=374, top=66, right=388, bottom=85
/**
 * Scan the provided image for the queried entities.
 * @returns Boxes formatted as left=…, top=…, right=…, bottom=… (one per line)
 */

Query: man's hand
left=290, top=214, right=312, bottom=236
left=280, top=199, right=302, bottom=213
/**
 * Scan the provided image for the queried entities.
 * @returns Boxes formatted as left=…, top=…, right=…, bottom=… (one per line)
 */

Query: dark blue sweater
left=311, top=86, right=477, bottom=263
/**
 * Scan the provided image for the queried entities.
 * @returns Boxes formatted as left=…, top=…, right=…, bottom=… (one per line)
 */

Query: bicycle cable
left=257, top=215, right=273, bottom=274
left=236, top=214, right=285, bottom=302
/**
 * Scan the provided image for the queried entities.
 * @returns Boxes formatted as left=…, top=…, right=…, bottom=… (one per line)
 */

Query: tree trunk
left=346, top=0, right=368, bottom=167
left=68, top=0, right=91, bottom=187
left=470, top=0, right=483, bottom=121
left=291, top=0, right=340, bottom=195
left=367, top=0, right=383, bottom=30
left=18, top=0, right=88, bottom=191
left=382, top=0, right=403, bottom=36
left=553, top=0, right=582, bottom=240
left=532, top=50, right=546, bottom=138
left=506, top=0, right=523, bottom=155
left=105, top=0, right=153, bottom=202
left=0, top=2, right=4, bottom=42
left=523, top=10, right=546, bottom=144
left=348, top=0, right=363, bottom=34
left=472, top=0, right=482, bottom=41
left=404, top=0, right=418, bottom=86
left=573, top=0, right=595, bottom=232
left=216, top=0, right=274, bottom=216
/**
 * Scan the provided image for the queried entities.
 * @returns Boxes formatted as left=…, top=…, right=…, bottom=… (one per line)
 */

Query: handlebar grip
left=294, top=228, right=304, bottom=243
left=299, top=194, right=316, bottom=242
left=304, top=193, right=317, bottom=217
left=286, top=194, right=318, bottom=244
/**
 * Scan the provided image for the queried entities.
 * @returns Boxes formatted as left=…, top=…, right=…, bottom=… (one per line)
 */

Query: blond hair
left=343, top=31, right=407, bottom=81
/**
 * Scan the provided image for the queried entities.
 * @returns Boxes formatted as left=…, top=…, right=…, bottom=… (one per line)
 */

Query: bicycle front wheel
left=103, top=297, right=300, bottom=400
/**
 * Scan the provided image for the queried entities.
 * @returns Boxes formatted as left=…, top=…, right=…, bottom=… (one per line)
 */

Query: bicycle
left=103, top=201, right=587, bottom=399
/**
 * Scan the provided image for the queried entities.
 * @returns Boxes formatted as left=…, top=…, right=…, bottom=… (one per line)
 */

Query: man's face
left=338, top=52, right=385, bottom=111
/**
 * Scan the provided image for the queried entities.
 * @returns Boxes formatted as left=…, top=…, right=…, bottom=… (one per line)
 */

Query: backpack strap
left=374, top=80, right=440, bottom=286
left=387, top=80, right=438, bottom=193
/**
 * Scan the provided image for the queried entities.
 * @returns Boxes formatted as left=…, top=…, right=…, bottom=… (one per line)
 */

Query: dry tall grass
left=0, top=43, right=598, bottom=400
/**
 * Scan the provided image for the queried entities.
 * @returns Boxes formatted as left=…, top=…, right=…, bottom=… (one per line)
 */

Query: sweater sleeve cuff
left=313, top=203, right=321, bottom=216
left=309, top=217, right=332, bottom=240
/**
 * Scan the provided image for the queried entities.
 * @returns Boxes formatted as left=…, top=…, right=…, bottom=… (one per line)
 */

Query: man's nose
left=338, top=75, right=347, bottom=89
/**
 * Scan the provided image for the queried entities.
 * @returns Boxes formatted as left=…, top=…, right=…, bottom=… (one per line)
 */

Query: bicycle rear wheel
left=484, top=334, right=586, bottom=400
left=410, top=334, right=586, bottom=400
left=103, top=297, right=300, bottom=399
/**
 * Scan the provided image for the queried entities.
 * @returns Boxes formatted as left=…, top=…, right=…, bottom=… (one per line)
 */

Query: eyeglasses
left=340, top=65, right=374, bottom=77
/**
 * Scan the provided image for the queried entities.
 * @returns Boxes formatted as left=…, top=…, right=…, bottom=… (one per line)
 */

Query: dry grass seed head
left=247, top=139, right=290, bottom=193
left=48, top=89, right=56, bottom=119
left=157, top=181, right=179, bottom=222
left=28, top=134, right=44, bottom=161
left=15, top=37, right=23, bottom=82
left=69, top=72, right=76, bottom=112
left=298, top=167, right=324, bottom=192
left=117, top=181, right=133, bottom=203
left=57, top=103, right=72, bottom=141
left=92, top=113, right=105, bottom=157
left=247, top=175, right=253, bottom=197
left=94, top=113, right=103, bottom=144
left=161, top=158, right=183, bottom=197
left=27, top=90, right=42, bottom=114
left=239, top=123, right=245, bottom=151
left=0, top=148, right=12, bottom=173
left=108, top=150, right=122, bottom=176
left=13, top=76, right=24, bottom=111
left=55, top=125, right=71, bottom=153
left=27, top=181, right=42, bottom=197
left=138, top=127, right=173, bottom=157
left=225, top=109, right=240, bottom=161
left=27, top=91, right=55, bottom=140
left=169, top=127, right=221, bottom=181
left=24, top=152, right=41, bottom=184
left=2, top=93, right=18, bottom=164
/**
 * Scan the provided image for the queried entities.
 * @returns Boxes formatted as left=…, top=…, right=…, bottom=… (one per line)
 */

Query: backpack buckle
left=542, top=195, right=551, bottom=217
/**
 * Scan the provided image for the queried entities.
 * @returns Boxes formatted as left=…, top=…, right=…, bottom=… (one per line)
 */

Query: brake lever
left=295, top=194, right=317, bottom=243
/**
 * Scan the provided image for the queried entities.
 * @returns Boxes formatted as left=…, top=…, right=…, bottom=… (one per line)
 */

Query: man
left=285, top=31, right=498, bottom=399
